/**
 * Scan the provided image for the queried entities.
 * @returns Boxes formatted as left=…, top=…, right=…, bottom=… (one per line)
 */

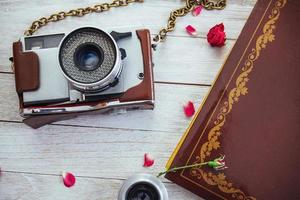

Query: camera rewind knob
left=110, top=31, right=132, bottom=42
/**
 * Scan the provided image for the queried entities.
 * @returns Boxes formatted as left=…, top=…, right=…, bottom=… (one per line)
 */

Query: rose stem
left=157, top=162, right=209, bottom=178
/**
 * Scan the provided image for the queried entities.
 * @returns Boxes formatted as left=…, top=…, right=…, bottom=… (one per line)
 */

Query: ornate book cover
left=165, top=0, right=300, bottom=199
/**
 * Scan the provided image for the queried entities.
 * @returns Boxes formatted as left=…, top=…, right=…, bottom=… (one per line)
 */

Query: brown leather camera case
left=12, top=29, right=154, bottom=128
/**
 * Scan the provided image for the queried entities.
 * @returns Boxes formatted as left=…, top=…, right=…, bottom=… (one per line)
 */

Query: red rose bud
left=208, top=155, right=227, bottom=170
left=207, top=23, right=226, bottom=47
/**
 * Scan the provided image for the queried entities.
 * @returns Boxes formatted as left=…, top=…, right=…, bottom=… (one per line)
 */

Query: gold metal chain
left=24, top=0, right=226, bottom=43
left=24, top=0, right=144, bottom=36
left=153, top=0, right=226, bottom=42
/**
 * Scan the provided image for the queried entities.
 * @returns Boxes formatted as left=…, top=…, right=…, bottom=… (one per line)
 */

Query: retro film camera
left=12, top=27, right=154, bottom=128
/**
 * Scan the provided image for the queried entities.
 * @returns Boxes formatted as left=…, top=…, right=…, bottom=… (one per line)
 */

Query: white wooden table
left=0, top=0, right=256, bottom=199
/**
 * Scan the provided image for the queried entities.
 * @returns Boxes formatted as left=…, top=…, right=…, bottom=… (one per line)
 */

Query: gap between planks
left=0, top=71, right=212, bottom=87
left=0, top=120, right=173, bottom=133
left=1, top=170, right=174, bottom=184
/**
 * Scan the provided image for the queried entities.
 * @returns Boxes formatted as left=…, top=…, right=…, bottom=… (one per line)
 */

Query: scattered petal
left=183, top=101, right=195, bottom=117
left=185, top=25, right=197, bottom=36
left=192, top=6, right=203, bottom=16
left=143, top=153, right=155, bottom=167
left=62, top=171, right=76, bottom=188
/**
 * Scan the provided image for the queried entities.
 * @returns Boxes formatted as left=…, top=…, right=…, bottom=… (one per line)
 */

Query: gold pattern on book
left=189, top=0, right=287, bottom=199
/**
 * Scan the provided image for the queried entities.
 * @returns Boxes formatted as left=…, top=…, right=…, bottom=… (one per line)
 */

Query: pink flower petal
left=62, top=171, right=76, bottom=188
left=186, top=25, right=197, bottom=36
left=143, top=153, right=155, bottom=167
left=192, top=6, right=203, bottom=16
left=184, top=101, right=195, bottom=117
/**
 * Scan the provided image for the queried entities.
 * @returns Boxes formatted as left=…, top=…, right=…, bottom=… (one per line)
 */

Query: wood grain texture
left=0, top=172, right=201, bottom=200
left=0, top=73, right=209, bottom=132
left=0, top=0, right=257, bottom=199
left=0, top=121, right=187, bottom=179
left=0, top=0, right=254, bottom=85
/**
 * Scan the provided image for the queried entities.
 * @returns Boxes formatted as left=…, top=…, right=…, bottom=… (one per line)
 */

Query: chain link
left=24, top=0, right=144, bottom=36
left=153, top=0, right=226, bottom=42
left=24, top=0, right=226, bottom=43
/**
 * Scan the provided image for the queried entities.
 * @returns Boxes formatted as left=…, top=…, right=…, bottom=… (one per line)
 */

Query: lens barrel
left=58, top=27, right=121, bottom=92
left=74, top=43, right=104, bottom=72
left=118, top=174, right=168, bottom=200
left=126, top=182, right=160, bottom=200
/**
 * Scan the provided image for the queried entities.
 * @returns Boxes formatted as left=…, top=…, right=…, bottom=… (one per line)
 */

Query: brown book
left=165, top=0, right=300, bottom=199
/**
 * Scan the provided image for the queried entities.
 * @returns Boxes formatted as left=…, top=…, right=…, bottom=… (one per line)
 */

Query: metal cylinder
left=118, top=174, right=168, bottom=200
left=58, top=27, right=122, bottom=92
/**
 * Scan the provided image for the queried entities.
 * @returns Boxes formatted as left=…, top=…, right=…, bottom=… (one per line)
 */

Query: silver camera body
left=20, top=27, right=145, bottom=106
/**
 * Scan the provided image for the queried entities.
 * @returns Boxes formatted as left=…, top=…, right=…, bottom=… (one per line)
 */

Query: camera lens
left=74, top=43, right=104, bottom=71
left=118, top=174, right=168, bottom=200
left=59, top=27, right=120, bottom=90
left=126, top=182, right=160, bottom=200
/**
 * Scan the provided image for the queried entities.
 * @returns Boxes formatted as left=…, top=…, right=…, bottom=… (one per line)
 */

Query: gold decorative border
left=179, top=0, right=287, bottom=199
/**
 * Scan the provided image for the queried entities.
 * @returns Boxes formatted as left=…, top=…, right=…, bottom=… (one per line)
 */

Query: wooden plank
left=153, top=37, right=235, bottom=85
left=0, top=0, right=255, bottom=85
left=0, top=121, right=188, bottom=180
left=1, top=36, right=235, bottom=85
left=0, top=1, right=257, bottom=199
left=0, top=172, right=201, bottom=200
left=0, top=73, right=209, bottom=132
